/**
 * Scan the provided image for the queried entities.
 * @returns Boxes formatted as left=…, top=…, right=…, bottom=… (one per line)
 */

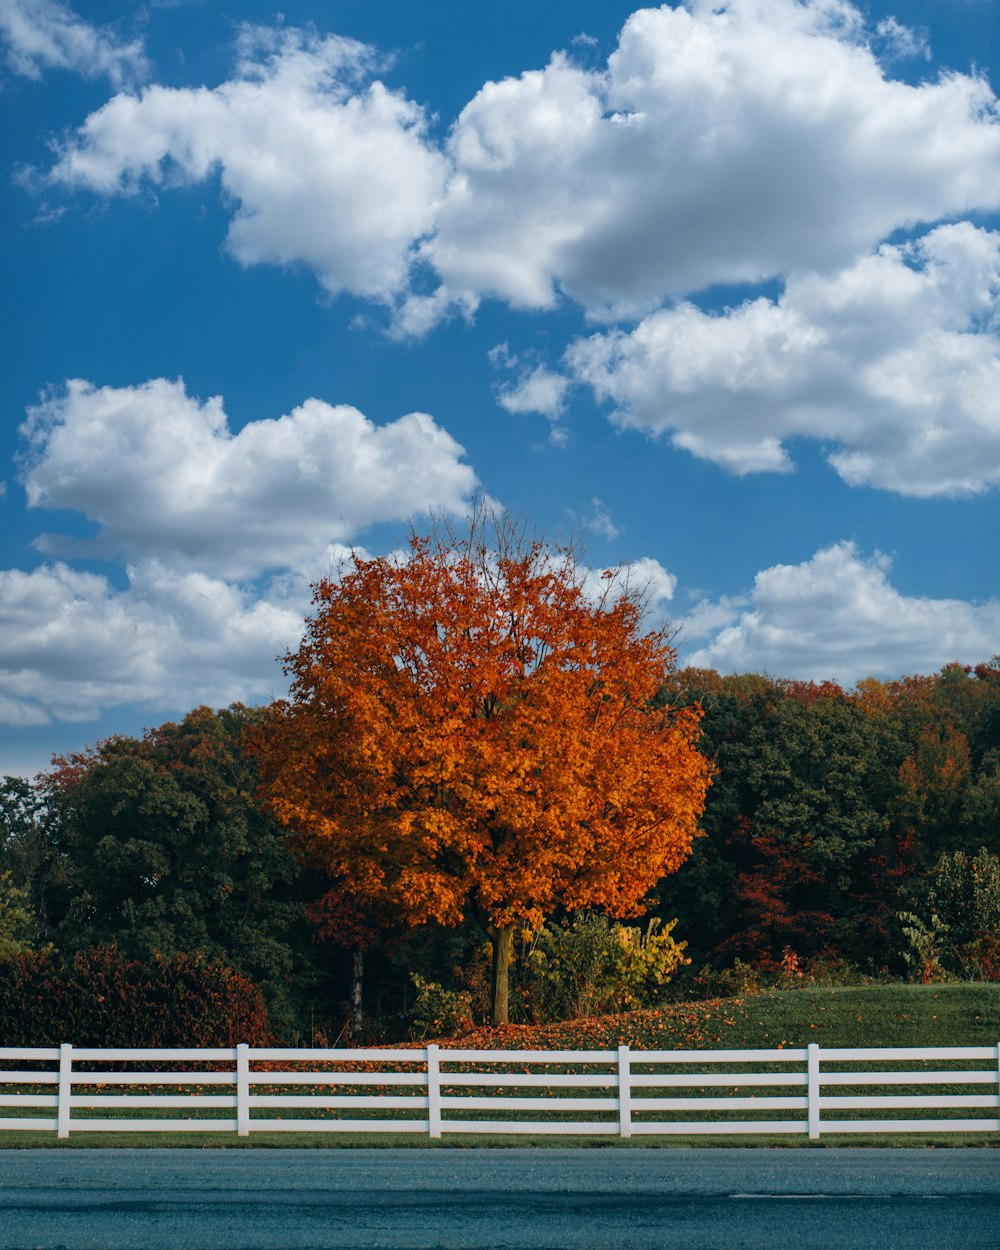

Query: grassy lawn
left=2, top=983, right=997, bottom=1148
left=446, top=982, right=1000, bottom=1052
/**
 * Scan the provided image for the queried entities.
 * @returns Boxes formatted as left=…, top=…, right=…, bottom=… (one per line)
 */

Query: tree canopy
left=37, top=704, right=321, bottom=1033
left=257, top=513, right=712, bottom=1023
left=4, top=653, right=1000, bottom=1039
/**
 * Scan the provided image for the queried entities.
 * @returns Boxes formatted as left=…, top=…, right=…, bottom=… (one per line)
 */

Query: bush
left=0, top=870, right=41, bottom=958
left=519, top=913, right=689, bottom=1022
left=690, top=957, right=769, bottom=999
left=802, top=951, right=863, bottom=986
left=898, top=848, right=1000, bottom=982
left=0, top=946, right=272, bottom=1046
left=408, top=972, right=474, bottom=1040
left=897, top=911, right=953, bottom=983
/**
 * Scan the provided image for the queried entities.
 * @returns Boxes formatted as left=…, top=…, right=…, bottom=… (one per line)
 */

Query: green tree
left=0, top=871, right=40, bottom=957
left=40, top=705, right=325, bottom=1037
left=963, top=749, right=1000, bottom=844
left=899, top=847, right=1000, bottom=981
left=0, top=775, right=63, bottom=941
left=657, top=673, right=907, bottom=969
left=868, top=661, right=1000, bottom=867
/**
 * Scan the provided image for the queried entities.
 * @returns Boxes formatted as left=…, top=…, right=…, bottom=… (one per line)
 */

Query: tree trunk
left=351, top=945, right=364, bottom=1038
left=490, top=925, right=514, bottom=1026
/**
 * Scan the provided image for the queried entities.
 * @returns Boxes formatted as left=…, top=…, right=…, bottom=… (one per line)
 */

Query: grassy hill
left=441, top=983, right=1000, bottom=1051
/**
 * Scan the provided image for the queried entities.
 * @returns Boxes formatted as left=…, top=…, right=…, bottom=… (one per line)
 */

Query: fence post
left=618, top=1045, right=632, bottom=1139
left=236, top=1043, right=250, bottom=1137
left=57, top=1043, right=73, bottom=1139
left=427, top=1044, right=441, bottom=1139
left=807, top=1042, right=820, bottom=1140
left=996, top=1042, right=1000, bottom=1121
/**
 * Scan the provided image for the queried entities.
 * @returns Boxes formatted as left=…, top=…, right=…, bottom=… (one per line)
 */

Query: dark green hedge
left=0, top=946, right=272, bottom=1047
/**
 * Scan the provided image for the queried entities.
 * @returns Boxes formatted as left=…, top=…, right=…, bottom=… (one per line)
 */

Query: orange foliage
left=256, top=514, right=711, bottom=1022
left=777, top=679, right=845, bottom=705
left=896, top=723, right=972, bottom=854
left=852, top=676, right=897, bottom=719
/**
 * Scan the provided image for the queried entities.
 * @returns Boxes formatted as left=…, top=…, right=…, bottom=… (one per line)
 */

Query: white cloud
left=619, top=556, right=677, bottom=613
left=391, top=287, right=478, bottom=340
left=424, top=0, right=1000, bottom=317
left=5, top=375, right=477, bottom=725
left=0, top=559, right=308, bottom=725
left=578, top=554, right=676, bottom=618
left=44, top=26, right=448, bottom=303
left=577, top=498, right=621, bottom=542
left=496, top=365, right=569, bottom=419
left=0, top=694, right=49, bottom=728
left=680, top=542, right=1000, bottom=686
left=0, top=386, right=669, bottom=724
left=566, top=222, right=1000, bottom=496
left=0, top=539, right=679, bottom=727
left=0, top=0, right=147, bottom=85
left=20, top=378, right=477, bottom=579
left=37, top=2, right=1000, bottom=323
left=489, top=344, right=572, bottom=442
left=875, top=16, right=930, bottom=62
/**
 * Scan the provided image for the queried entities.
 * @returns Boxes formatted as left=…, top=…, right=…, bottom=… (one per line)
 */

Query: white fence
left=1, top=1043, right=999, bottom=1139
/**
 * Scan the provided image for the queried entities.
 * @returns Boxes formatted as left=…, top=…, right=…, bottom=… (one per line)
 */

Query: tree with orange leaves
left=256, top=510, right=711, bottom=1025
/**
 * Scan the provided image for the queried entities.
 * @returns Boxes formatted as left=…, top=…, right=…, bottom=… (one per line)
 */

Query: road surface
left=1, top=1146, right=998, bottom=1249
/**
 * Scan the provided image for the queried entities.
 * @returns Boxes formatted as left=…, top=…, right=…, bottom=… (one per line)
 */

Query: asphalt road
left=1, top=1147, right=998, bottom=1250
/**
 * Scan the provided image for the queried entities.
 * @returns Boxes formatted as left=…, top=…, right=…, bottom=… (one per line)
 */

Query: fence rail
left=1, top=1043, right=998, bottom=1139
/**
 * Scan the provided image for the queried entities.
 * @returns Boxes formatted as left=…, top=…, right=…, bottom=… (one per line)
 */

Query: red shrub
left=0, top=946, right=272, bottom=1046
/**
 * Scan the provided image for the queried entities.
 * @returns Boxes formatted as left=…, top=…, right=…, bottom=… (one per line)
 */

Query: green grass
left=2, top=983, right=997, bottom=1148
left=449, top=982, right=1000, bottom=1052
left=724, top=982, right=1000, bottom=1051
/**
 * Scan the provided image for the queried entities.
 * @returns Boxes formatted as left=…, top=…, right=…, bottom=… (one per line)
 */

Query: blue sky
left=1, top=0, right=999, bottom=777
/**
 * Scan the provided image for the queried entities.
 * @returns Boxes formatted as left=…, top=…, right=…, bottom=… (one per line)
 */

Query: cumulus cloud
left=618, top=556, right=677, bottom=614
left=0, top=560, right=308, bottom=725
left=424, top=0, right=1000, bottom=317
left=0, top=0, right=147, bottom=85
left=37, top=1, right=1000, bottom=321
left=680, top=542, right=1000, bottom=686
left=4, top=375, right=478, bottom=725
left=20, top=378, right=477, bottom=579
left=567, top=222, right=1000, bottom=495
left=43, top=26, right=448, bottom=302
left=489, top=343, right=571, bottom=442
left=0, top=538, right=679, bottom=726
left=577, top=554, right=677, bottom=620
left=496, top=365, right=570, bottom=420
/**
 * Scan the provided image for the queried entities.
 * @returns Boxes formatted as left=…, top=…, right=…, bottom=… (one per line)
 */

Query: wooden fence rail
left=1, top=1043, right=998, bottom=1139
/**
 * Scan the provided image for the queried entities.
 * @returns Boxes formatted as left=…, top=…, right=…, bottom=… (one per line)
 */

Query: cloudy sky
left=2, top=0, right=999, bottom=776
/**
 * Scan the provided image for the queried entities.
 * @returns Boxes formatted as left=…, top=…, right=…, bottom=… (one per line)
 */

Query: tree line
left=654, top=662, right=1000, bottom=982
left=2, top=661, right=998, bottom=1041
left=1, top=516, right=997, bottom=1042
